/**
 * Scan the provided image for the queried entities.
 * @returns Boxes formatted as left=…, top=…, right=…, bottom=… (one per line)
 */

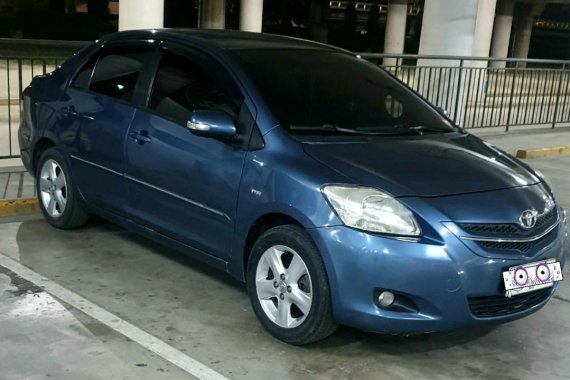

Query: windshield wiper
left=391, top=124, right=452, bottom=134
left=289, top=124, right=415, bottom=136
left=353, top=124, right=452, bottom=135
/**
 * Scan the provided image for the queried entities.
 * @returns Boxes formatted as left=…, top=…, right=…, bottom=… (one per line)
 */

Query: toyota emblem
left=519, top=209, right=538, bottom=229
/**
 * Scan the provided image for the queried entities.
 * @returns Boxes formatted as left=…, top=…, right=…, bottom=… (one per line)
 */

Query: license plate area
left=502, top=259, right=563, bottom=298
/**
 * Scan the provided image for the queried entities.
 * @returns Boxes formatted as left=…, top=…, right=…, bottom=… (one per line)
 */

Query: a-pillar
left=200, top=0, right=226, bottom=30
left=240, top=0, right=263, bottom=32
left=383, top=0, right=408, bottom=67
left=490, top=0, right=515, bottom=68
left=119, top=0, right=164, bottom=31
left=512, top=3, right=545, bottom=62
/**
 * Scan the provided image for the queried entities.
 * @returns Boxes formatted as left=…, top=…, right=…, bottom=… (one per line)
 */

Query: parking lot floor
left=0, top=155, right=569, bottom=380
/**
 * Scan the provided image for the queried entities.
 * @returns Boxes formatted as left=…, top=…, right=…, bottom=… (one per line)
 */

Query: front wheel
left=247, top=225, right=337, bottom=345
left=36, top=148, right=88, bottom=229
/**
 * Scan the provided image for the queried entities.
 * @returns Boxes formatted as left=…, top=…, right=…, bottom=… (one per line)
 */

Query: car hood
left=302, top=132, right=541, bottom=197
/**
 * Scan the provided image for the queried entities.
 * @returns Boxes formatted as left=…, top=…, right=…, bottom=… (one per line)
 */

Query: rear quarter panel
left=19, top=44, right=99, bottom=175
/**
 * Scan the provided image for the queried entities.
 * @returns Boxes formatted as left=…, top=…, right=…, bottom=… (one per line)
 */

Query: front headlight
left=322, top=185, right=421, bottom=236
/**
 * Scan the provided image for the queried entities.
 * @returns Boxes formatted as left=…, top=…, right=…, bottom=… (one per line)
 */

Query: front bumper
left=307, top=217, right=568, bottom=334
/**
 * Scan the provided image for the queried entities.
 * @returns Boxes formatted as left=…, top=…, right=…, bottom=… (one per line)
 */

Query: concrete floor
left=0, top=155, right=569, bottom=380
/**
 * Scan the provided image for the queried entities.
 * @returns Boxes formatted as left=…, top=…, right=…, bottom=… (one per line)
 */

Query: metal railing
left=1, top=39, right=87, bottom=159
left=361, top=53, right=570, bottom=131
left=1, top=47, right=570, bottom=159
left=1, top=56, right=67, bottom=159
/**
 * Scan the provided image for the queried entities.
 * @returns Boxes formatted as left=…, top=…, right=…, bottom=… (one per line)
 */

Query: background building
left=0, top=0, right=569, bottom=61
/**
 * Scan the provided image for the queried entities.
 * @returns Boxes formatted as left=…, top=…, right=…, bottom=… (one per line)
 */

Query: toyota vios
left=19, top=30, right=568, bottom=345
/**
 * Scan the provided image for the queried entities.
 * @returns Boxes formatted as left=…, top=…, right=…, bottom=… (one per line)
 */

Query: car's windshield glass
left=232, top=49, right=455, bottom=135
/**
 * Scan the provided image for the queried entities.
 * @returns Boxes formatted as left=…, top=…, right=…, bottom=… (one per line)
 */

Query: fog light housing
left=373, top=289, right=419, bottom=313
left=377, top=291, right=395, bottom=308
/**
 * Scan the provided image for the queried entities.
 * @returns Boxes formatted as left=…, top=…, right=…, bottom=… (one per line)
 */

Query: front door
left=125, top=47, right=253, bottom=260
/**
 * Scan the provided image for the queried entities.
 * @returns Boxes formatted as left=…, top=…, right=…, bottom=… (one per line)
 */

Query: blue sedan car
left=19, top=29, right=568, bottom=345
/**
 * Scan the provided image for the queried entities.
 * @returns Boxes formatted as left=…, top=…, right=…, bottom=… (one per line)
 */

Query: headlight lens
left=322, top=185, right=421, bottom=236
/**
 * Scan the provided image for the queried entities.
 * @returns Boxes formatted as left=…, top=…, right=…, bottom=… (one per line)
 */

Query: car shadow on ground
left=14, top=216, right=499, bottom=354
left=96, top=218, right=500, bottom=352
left=309, top=325, right=498, bottom=354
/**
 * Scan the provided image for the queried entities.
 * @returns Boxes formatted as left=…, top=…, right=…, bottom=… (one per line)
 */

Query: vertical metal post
left=7, top=59, right=12, bottom=157
left=505, top=63, right=518, bottom=132
left=394, top=56, right=401, bottom=79
left=551, top=63, right=566, bottom=128
left=17, top=58, right=23, bottom=101
left=453, top=59, right=464, bottom=122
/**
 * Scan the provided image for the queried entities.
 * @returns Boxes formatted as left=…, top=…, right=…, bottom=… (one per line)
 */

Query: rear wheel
left=247, top=225, right=337, bottom=345
left=36, top=148, right=88, bottom=229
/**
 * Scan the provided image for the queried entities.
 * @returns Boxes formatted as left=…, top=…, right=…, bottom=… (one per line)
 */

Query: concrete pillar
left=490, top=0, right=514, bottom=68
left=419, top=0, right=479, bottom=57
left=512, top=3, right=545, bottom=61
left=310, top=0, right=329, bottom=43
left=119, top=0, right=164, bottom=31
left=239, top=0, right=263, bottom=32
left=383, top=0, right=408, bottom=67
left=66, top=0, right=76, bottom=14
left=417, top=0, right=488, bottom=122
left=471, top=0, right=497, bottom=64
left=200, top=0, right=225, bottom=30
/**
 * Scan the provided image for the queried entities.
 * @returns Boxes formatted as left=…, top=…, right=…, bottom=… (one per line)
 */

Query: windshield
left=232, top=49, right=455, bottom=134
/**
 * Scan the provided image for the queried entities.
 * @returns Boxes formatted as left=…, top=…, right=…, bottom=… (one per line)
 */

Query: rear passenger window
left=89, top=46, right=149, bottom=102
left=71, top=58, right=96, bottom=90
left=148, top=51, right=241, bottom=125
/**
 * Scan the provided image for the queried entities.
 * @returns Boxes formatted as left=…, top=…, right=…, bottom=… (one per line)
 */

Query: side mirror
left=187, top=110, right=237, bottom=139
left=436, top=106, right=449, bottom=117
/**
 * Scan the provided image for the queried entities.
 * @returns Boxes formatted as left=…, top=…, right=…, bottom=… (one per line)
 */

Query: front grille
left=460, top=207, right=559, bottom=253
left=468, top=288, right=551, bottom=318
left=460, top=207, right=557, bottom=237
left=533, top=207, right=557, bottom=230
left=477, top=240, right=534, bottom=253
left=461, top=223, right=519, bottom=235
left=475, top=227, right=557, bottom=253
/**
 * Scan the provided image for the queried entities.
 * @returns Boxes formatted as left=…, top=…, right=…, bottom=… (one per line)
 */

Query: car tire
left=36, top=147, right=88, bottom=229
left=247, top=224, right=337, bottom=345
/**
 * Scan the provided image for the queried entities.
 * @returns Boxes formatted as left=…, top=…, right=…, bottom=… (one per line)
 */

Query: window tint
left=71, top=58, right=96, bottom=89
left=89, top=46, right=149, bottom=102
left=232, top=50, right=453, bottom=133
left=148, top=51, right=240, bottom=125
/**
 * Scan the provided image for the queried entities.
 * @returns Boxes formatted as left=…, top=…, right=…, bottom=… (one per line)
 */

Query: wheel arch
left=238, top=212, right=305, bottom=282
left=32, top=137, right=57, bottom=176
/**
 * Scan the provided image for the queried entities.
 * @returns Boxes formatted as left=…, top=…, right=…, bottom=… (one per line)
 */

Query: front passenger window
left=148, top=51, right=241, bottom=125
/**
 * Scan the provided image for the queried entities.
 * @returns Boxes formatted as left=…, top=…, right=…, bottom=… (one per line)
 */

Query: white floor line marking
left=0, top=252, right=229, bottom=380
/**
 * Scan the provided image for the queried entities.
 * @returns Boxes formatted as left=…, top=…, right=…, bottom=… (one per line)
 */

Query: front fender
left=228, top=140, right=350, bottom=280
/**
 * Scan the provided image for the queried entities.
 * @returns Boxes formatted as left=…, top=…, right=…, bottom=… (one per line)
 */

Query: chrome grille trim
left=458, top=207, right=557, bottom=237
left=460, top=217, right=560, bottom=243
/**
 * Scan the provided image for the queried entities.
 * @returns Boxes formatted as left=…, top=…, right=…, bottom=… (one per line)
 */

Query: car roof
left=102, top=28, right=348, bottom=53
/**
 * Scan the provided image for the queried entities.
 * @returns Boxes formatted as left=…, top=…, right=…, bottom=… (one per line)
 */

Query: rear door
left=62, top=42, right=155, bottom=214
left=125, top=45, right=255, bottom=260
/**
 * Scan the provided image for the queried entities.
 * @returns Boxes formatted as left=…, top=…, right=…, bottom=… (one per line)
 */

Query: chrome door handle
left=63, top=107, right=94, bottom=121
left=128, top=131, right=152, bottom=144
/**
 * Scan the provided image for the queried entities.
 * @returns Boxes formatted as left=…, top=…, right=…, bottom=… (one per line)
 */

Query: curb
left=516, top=146, right=570, bottom=159
left=0, top=198, right=39, bottom=217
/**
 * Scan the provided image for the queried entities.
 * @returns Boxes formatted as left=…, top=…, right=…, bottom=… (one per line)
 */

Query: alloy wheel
left=39, top=159, right=67, bottom=218
left=255, top=244, right=313, bottom=328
